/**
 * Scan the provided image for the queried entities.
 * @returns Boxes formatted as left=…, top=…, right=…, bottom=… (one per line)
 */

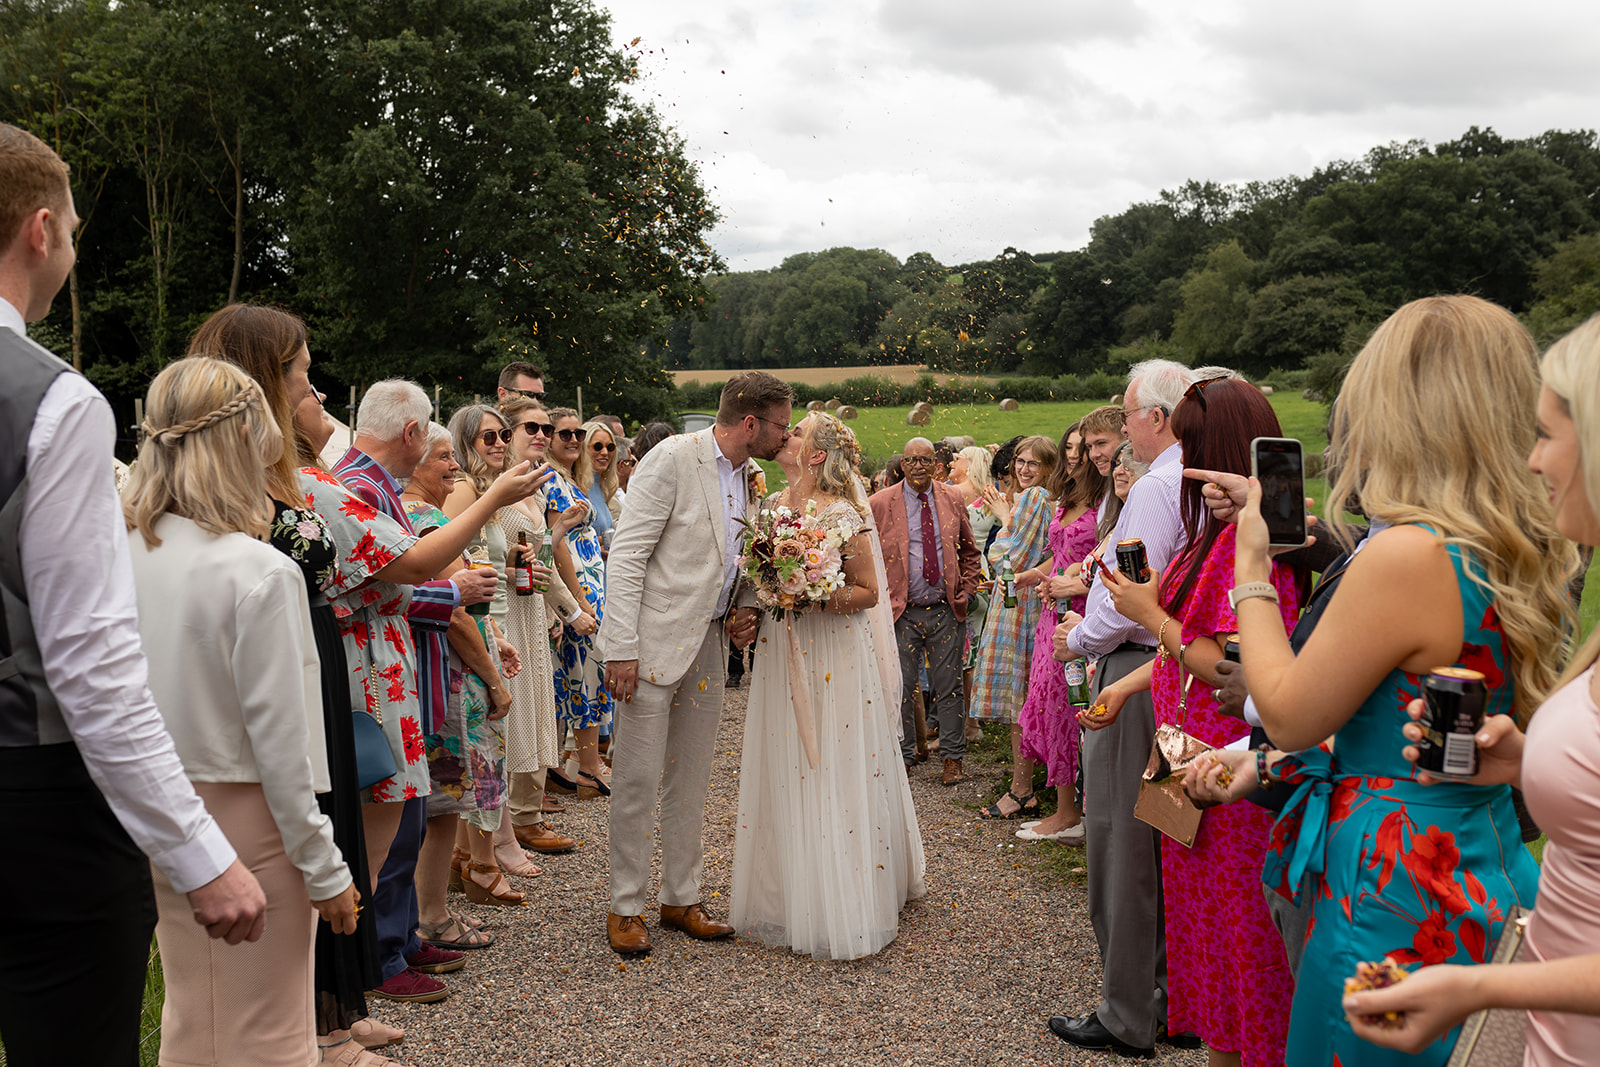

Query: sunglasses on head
left=517, top=420, right=553, bottom=438
left=479, top=428, right=513, bottom=446
left=555, top=427, right=586, bottom=443
left=590, top=441, right=616, bottom=453
left=1183, top=375, right=1229, bottom=412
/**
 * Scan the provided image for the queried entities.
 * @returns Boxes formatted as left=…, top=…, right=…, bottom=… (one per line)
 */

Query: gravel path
left=380, top=687, right=1210, bottom=1067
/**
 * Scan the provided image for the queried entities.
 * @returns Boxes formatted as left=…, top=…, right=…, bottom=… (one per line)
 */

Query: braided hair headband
left=142, top=377, right=263, bottom=446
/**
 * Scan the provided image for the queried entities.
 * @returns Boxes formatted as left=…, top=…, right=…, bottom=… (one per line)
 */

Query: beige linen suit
left=599, top=428, right=750, bottom=914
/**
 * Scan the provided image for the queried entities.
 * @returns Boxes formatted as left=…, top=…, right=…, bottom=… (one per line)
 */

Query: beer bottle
left=1000, top=556, right=1017, bottom=609
left=534, top=532, right=554, bottom=594
left=1055, top=564, right=1072, bottom=615
left=1064, top=659, right=1091, bottom=707
left=514, top=531, right=535, bottom=596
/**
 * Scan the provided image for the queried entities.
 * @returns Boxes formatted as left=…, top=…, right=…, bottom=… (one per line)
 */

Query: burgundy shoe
left=369, top=967, right=448, bottom=1003
left=406, top=943, right=466, bottom=974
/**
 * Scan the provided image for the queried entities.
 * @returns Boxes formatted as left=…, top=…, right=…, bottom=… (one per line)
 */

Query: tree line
left=654, top=127, right=1600, bottom=382
left=1, top=0, right=722, bottom=431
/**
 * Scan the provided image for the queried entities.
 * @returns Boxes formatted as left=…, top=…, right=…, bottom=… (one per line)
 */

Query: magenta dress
left=1017, top=505, right=1098, bottom=787
left=1151, top=523, right=1298, bottom=1067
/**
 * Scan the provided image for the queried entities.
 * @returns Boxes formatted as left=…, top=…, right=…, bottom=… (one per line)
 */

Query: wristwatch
left=1228, top=581, right=1279, bottom=611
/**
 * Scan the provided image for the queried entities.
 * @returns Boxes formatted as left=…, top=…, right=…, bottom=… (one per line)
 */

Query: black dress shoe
left=1158, top=1024, right=1203, bottom=1049
left=1047, top=1013, right=1154, bottom=1059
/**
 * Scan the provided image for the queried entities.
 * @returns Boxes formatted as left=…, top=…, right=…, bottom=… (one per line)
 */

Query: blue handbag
left=353, top=661, right=398, bottom=790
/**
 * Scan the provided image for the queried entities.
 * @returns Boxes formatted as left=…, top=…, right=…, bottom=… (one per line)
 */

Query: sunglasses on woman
left=555, top=427, right=586, bottom=443
left=479, top=428, right=514, bottom=446
left=517, top=420, right=553, bottom=438
left=590, top=441, right=616, bottom=454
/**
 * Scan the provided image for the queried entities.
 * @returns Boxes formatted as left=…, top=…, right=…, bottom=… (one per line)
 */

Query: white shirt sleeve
left=1242, top=695, right=1263, bottom=729
left=19, top=374, right=236, bottom=892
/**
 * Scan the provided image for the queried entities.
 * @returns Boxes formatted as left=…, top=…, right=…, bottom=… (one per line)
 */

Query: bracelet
left=1176, top=638, right=1191, bottom=671
left=1155, top=618, right=1174, bottom=661
left=1256, top=743, right=1275, bottom=787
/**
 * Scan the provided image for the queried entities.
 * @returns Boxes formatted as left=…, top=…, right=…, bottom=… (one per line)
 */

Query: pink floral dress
left=1016, top=504, right=1098, bottom=787
left=1150, top=523, right=1298, bottom=1067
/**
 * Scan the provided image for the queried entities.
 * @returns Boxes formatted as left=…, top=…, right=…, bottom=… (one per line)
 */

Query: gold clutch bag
left=1446, top=908, right=1531, bottom=1067
left=1133, top=721, right=1209, bottom=847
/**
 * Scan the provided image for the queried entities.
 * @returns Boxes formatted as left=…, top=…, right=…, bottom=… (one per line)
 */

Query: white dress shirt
left=5, top=299, right=236, bottom=893
left=1068, top=441, right=1188, bottom=659
left=711, top=435, right=746, bottom=617
left=130, top=514, right=349, bottom=901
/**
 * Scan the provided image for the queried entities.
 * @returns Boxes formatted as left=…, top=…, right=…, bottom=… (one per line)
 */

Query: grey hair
left=1126, top=359, right=1196, bottom=415
left=1113, top=440, right=1149, bottom=478
left=1191, top=365, right=1245, bottom=382
left=356, top=379, right=432, bottom=442
left=398, top=422, right=453, bottom=490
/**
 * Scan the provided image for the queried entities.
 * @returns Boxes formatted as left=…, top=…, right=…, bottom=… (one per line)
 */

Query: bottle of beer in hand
left=1064, top=659, right=1091, bottom=708
left=514, top=531, right=535, bottom=596
left=1000, top=556, right=1017, bottom=609
left=533, top=532, right=554, bottom=594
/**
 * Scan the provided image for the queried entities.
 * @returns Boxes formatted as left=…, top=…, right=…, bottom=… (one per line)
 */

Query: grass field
left=671, top=364, right=1004, bottom=387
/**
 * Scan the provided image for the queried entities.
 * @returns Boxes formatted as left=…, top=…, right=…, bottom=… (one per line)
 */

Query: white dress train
left=729, top=501, right=926, bottom=960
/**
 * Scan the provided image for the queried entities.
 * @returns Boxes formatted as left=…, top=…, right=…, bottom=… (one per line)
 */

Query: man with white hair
left=1049, top=358, right=1198, bottom=1058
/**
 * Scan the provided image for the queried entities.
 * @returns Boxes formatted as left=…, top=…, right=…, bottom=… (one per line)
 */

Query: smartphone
left=1091, top=554, right=1116, bottom=582
left=1251, top=437, right=1308, bottom=548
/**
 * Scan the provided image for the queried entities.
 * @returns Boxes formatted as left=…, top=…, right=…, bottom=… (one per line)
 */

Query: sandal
left=979, top=790, right=1039, bottom=819
left=546, top=769, right=577, bottom=794
left=494, top=844, right=544, bottom=878
left=319, top=1037, right=405, bottom=1066
left=462, top=860, right=527, bottom=907
left=447, top=846, right=469, bottom=894
left=450, top=907, right=487, bottom=931
left=576, top=769, right=611, bottom=799
left=349, top=1018, right=404, bottom=1049
left=418, top=914, right=496, bottom=950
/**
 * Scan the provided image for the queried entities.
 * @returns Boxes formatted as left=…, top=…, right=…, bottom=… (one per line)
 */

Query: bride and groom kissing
left=597, top=372, right=926, bottom=961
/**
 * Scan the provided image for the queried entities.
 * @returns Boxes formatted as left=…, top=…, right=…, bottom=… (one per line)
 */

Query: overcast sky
left=598, top=0, right=1600, bottom=273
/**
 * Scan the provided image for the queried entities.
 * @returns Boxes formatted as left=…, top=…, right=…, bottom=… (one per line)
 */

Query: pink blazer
left=869, top=480, right=982, bottom=623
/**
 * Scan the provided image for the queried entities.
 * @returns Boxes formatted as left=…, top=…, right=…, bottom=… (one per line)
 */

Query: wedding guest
left=125, top=357, right=357, bottom=1067
left=1112, top=442, right=1147, bottom=501
left=188, top=303, right=393, bottom=1055
left=1075, top=406, right=1127, bottom=538
left=1184, top=297, right=1570, bottom=1067
left=1049, top=359, right=1196, bottom=1059
left=1342, top=311, right=1600, bottom=1064
left=0, top=123, right=264, bottom=1067
left=544, top=407, right=614, bottom=796
left=949, top=445, right=991, bottom=508
left=630, top=421, right=675, bottom=463
left=1012, top=425, right=1105, bottom=844
left=971, top=435, right=1058, bottom=818
left=495, top=360, right=545, bottom=404
left=616, top=437, right=636, bottom=494
left=1095, top=378, right=1302, bottom=1067
left=496, top=397, right=587, bottom=855
left=870, top=437, right=983, bottom=785
left=576, top=418, right=624, bottom=546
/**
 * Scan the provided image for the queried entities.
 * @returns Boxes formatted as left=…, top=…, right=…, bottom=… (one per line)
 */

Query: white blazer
left=129, top=514, right=348, bottom=901
left=598, top=428, right=748, bottom=688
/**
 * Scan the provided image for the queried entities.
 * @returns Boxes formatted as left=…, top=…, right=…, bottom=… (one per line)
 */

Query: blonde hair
left=1540, top=312, right=1600, bottom=687
left=447, top=403, right=507, bottom=495
left=574, top=419, right=619, bottom=501
left=956, top=445, right=991, bottom=493
left=123, top=358, right=281, bottom=548
left=800, top=413, right=868, bottom=517
left=1328, top=295, right=1575, bottom=721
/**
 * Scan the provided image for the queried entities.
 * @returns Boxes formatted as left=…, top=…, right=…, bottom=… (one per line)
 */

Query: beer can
left=1416, top=667, right=1487, bottom=779
left=1223, top=635, right=1241, bottom=663
left=1115, top=538, right=1148, bottom=582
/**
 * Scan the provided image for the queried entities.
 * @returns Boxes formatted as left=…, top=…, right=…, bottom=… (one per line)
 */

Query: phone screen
left=1251, top=437, right=1307, bottom=547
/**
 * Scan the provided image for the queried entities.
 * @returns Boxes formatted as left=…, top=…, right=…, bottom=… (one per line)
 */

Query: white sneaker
left=1016, top=822, right=1086, bottom=844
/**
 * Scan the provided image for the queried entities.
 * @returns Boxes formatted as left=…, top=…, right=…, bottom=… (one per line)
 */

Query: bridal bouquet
left=739, top=501, right=851, bottom=618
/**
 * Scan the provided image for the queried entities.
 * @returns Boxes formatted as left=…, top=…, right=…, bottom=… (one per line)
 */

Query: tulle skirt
left=730, top=608, right=926, bottom=960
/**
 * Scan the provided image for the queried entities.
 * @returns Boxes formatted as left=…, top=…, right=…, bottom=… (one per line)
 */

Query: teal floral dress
left=1263, top=534, right=1540, bottom=1067
left=546, top=474, right=613, bottom=730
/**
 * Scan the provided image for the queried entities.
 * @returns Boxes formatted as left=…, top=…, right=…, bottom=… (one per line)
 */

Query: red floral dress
left=1262, top=535, right=1540, bottom=1067
left=299, top=468, right=431, bottom=801
left=1151, top=523, right=1299, bottom=1067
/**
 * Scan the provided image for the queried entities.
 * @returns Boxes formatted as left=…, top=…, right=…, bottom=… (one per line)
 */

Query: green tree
left=1171, top=240, right=1256, bottom=365
left=1234, top=273, right=1372, bottom=376
left=1523, top=234, right=1600, bottom=343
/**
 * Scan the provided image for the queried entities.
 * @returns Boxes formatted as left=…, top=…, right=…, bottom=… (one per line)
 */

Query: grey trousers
left=1266, top=873, right=1316, bottom=981
left=607, top=626, right=727, bottom=916
left=896, top=602, right=966, bottom=762
left=1083, top=647, right=1167, bottom=1048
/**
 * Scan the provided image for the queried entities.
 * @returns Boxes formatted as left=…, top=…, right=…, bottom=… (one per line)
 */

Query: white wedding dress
left=730, top=499, right=927, bottom=960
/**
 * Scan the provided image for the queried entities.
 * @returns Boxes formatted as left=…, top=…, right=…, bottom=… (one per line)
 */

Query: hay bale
left=806, top=400, right=826, bottom=413
left=1302, top=388, right=1324, bottom=402
left=906, top=408, right=931, bottom=426
left=1109, top=393, right=1124, bottom=407
left=1259, top=385, right=1274, bottom=396
left=837, top=405, right=858, bottom=420
left=825, top=397, right=842, bottom=410
left=998, top=398, right=1019, bottom=411
left=942, top=435, right=974, bottom=449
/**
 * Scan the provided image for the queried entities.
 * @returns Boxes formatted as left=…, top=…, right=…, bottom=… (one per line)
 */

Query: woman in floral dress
left=970, top=435, right=1058, bottom=819
left=544, top=407, right=614, bottom=796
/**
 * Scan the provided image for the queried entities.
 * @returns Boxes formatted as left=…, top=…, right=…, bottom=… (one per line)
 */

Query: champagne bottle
left=1000, top=556, right=1016, bottom=609
left=534, top=532, right=554, bottom=594
left=514, top=531, right=534, bottom=596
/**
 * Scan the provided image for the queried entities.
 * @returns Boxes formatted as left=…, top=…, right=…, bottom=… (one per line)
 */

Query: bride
left=730, top=413, right=926, bottom=960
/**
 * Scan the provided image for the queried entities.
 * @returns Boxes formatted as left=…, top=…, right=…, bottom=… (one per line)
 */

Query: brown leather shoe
left=514, top=822, right=577, bottom=854
left=941, top=758, right=966, bottom=786
left=659, top=902, right=734, bottom=940
left=606, top=912, right=651, bottom=955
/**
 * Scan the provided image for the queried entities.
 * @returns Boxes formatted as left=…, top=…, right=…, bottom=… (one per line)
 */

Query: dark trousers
left=896, top=602, right=966, bottom=762
left=374, top=795, right=426, bottom=981
left=0, top=744, right=157, bottom=1067
left=1082, top=648, right=1167, bottom=1048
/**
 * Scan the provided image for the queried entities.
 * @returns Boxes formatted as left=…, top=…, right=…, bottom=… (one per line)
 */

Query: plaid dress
left=968, top=486, right=1051, bottom=723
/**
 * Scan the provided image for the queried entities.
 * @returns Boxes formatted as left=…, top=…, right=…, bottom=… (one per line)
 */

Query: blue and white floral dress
left=546, top=473, right=614, bottom=729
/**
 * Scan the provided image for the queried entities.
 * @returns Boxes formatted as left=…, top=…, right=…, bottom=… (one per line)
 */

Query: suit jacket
left=597, top=428, right=751, bottom=687
left=869, top=480, right=982, bottom=622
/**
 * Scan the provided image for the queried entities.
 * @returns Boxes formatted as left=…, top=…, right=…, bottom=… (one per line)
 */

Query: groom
left=599, top=371, right=795, bottom=955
